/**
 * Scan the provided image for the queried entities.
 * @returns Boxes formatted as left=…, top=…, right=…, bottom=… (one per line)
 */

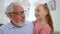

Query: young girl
left=33, top=3, right=54, bottom=34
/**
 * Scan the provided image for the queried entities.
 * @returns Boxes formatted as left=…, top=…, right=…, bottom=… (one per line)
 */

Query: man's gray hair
left=5, top=2, right=22, bottom=14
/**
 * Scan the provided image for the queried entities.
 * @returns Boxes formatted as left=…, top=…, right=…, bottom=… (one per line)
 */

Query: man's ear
left=6, top=14, right=11, bottom=18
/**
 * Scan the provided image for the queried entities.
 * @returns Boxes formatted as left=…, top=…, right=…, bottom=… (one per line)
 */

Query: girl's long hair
left=42, top=3, right=54, bottom=34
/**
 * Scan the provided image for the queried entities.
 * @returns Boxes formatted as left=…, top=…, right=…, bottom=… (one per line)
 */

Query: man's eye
left=21, top=11, right=24, bottom=13
left=17, top=13, right=21, bottom=15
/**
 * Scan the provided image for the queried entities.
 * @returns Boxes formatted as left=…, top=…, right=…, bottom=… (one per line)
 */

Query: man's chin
left=17, top=22, right=25, bottom=27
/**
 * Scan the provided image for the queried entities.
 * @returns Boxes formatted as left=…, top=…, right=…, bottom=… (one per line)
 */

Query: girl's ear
left=44, top=10, right=48, bottom=16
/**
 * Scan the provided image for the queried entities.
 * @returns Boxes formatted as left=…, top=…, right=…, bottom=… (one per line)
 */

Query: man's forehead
left=12, top=5, right=24, bottom=11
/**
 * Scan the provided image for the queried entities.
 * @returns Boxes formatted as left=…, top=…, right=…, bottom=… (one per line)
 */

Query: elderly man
left=0, top=3, right=34, bottom=34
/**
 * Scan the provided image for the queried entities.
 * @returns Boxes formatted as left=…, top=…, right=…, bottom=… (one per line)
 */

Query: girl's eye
left=37, top=9, right=40, bottom=12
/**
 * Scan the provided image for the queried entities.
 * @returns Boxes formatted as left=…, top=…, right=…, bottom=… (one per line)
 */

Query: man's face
left=8, top=5, right=25, bottom=26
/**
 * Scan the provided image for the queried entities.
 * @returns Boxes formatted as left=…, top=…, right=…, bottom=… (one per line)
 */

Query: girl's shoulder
left=41, top=24, right=51, bottom=30
left=32, top=20, right=37, bottom=25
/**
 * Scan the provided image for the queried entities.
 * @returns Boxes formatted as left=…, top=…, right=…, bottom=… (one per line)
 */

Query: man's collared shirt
left=0, top=21, right=34, bottom=34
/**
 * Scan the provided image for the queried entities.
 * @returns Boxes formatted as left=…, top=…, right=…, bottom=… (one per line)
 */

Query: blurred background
left=0, top=0, right=60, bottom=34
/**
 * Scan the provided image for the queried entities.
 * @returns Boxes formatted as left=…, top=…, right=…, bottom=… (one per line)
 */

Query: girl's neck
left=38, top=18, right=47, bottom=24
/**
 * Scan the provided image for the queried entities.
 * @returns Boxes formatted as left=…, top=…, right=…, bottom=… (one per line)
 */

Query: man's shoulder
left=25, top=21, right=34, bottom=27
left=0, top=23, right=10, bottom=29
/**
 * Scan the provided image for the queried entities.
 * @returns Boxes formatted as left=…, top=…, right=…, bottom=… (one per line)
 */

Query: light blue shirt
left=0, top=21, right=34, bottom=34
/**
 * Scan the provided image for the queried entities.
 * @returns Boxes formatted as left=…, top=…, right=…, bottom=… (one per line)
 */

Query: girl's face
left=35, top=5, right=48, bottom=20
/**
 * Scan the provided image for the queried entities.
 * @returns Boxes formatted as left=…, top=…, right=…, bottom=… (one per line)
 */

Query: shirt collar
left=7, top=21, right=28, bottom=29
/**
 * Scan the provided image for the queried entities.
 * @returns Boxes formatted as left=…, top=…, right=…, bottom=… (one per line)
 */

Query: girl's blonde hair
left=41, top=3, right=54, bottom=34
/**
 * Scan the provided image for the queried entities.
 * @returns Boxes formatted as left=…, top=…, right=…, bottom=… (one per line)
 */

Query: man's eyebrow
left=16, top=10, right=24, bottom=12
